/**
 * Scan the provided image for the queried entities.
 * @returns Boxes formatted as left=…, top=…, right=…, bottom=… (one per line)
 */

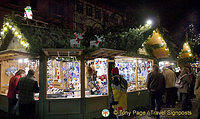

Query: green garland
left=3, top=14, right=73, bottom=57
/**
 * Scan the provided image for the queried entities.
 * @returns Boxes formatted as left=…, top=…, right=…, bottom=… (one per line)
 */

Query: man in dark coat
left=147, top=64, right=165, bottom=112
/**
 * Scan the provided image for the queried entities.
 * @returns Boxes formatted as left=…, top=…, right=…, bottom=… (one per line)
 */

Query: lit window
left=85, top=58, right=108, bottom=97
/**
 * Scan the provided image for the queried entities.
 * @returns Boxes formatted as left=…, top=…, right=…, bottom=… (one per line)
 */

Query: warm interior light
left=24, top=58, right=29, bottom=63
left=18, top=35, right=22, bottom=38
left=18, top=59, right=23, bottom=63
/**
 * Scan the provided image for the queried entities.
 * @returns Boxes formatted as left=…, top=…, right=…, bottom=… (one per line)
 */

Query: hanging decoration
left=178, top=42, right=193, bottom=58
left=0, top=21, right=29, bottom=48
left=90, top=35, right=104, bottom=48
left=70, top=32, right=84, bottom=48
left=143, top=30, right=170, bottom=59
left=24, top=6, right=33, bottom=19
left=5, top=66, right=18, bottom=76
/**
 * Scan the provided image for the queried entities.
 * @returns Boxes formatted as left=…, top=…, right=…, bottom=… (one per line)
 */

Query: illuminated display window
left=85, top=58, right=108, bottom=97
left=46, top=58, right=81, bottom=99
left=0, top=58, right=39, bottom=100
left=115, top=57, right=153, bottom=91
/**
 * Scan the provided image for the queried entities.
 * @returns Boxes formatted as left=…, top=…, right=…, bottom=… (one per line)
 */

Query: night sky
left=103, top=0, right=200, bottom=43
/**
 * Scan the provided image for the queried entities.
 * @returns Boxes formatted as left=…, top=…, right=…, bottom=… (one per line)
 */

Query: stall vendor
left=85, top=63, right=93, bottom=89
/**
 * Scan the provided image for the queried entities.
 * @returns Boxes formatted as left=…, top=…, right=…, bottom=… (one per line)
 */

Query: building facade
left=0, top=0, right=128, bottom=32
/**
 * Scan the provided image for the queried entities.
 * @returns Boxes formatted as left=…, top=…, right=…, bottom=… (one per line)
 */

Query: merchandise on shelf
left=137, top=59, right=152, bottom=90
left=47, top=59, right=80, bottom=98
left=115, top=60, right=137, bottom=92
left=159, top=61, right=176, bottom=71
left=86, top=58, right=108, bottom=96
left=0, top=59, right=39, bottom=95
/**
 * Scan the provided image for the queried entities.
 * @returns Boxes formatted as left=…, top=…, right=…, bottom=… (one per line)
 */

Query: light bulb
left=15, top=32, right=18, bottom=35
left=3, top=27, right=8, bottom=31
left=12, top=28, right=15, bottom=31
left=18, top=35, right=22, bottom=38
left=5, top=23, right=9, bottom=26
left=1, top=32, right=4, bottom=35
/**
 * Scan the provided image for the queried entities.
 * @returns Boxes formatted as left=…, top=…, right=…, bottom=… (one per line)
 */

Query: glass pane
left=137, top=59, right=153, bottom=90
left=46, top=58, right=81, bottom=99
left=85, top=58, right=108, bottom=97
left=0, top=59, right=39, bottom=100
left=115, top=58, right=137, bottom=92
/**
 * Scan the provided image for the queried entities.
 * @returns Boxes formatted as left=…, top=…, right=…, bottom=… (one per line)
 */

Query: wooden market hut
left=0, top=31, right=40, bottom=115
left=39, top=48, right=126, bottom=119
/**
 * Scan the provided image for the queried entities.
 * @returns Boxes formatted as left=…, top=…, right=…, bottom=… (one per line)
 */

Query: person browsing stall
left=17, top=69, right=39, bottom=119
left=147, top=65, right=165, bottom=112
left=7, top=69, right=26, bottom=119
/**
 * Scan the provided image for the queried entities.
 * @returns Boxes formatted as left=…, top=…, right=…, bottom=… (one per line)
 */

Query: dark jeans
left=181, top=93, right=192, bottom=111
left=19, top=101, right=36, bottom=119
left=8, top=98, right=18, bottom=119
left=166, top=87, right=177, bottom=107
left=150, top=91, right=162, bottom=111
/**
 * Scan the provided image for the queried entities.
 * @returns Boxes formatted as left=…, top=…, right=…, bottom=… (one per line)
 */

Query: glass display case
left=0, top=58, right=39, bottom=95
left=85, top=58, right=108, bottom=97
left=115, top=57, right=153, bottom=91
left=115, top=59, right=137, bottom=92
left=137, top=59, right=153, bottom=90
left=46, top=58, right=81, bottom=99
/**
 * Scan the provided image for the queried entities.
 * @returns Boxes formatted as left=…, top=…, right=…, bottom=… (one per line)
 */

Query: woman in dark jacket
left=178, top=67, right=192, bottom=111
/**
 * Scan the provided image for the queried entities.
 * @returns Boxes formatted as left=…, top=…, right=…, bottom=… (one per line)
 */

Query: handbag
left=175, top=74, right=187, bottom=88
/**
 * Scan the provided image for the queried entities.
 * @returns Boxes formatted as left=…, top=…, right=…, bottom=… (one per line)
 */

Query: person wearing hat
left=110, top=67, right=127, bottom=118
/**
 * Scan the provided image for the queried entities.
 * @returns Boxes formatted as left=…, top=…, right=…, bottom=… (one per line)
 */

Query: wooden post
left=108, top=57, right=115, bottom=107
left=135, top=58, right=138, bottom=90
left=80, top=55, right=85, bottom=118
left=39, top=53, right=47, bottom=119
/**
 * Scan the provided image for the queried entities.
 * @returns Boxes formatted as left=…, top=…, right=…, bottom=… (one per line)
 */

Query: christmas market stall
left=40, top=48, right=125, bottom=119
left=114, top=56, right=153, bottom=110
left=84, top=48, right=125, bottom=117
left=0, top=21, right=39, bottom=112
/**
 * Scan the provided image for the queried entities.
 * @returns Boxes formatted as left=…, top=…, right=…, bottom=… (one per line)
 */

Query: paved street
left=1, top=100, right=198, bottom=119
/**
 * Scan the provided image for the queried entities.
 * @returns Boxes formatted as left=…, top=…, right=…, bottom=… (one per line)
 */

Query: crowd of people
left=147, top=64, right=199, bottom=119
left=7, top=69, right=39, bottom=119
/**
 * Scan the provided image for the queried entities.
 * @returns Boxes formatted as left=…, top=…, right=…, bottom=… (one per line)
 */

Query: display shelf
left=46, top=58, right=81, bottom=98
left=0, top=59, right=39, bottom=95
left=137, top=59, right=152, bottom=90
left=115, top=60, right=137, bottom=92
left=85, top=58, right=108, bottom=97
left=114, top=57, right=153, bottom=91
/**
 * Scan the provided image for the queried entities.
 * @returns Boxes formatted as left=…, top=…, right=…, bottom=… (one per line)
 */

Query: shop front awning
left=43, top=49, right=83, bottom=57
left=0, top=50, right=30, bottom=61
left=87, top=48, right=125, bottom=59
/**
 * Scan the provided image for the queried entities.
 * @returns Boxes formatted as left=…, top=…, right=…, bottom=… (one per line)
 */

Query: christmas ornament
left=24, top=6, right=33, bottom=19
